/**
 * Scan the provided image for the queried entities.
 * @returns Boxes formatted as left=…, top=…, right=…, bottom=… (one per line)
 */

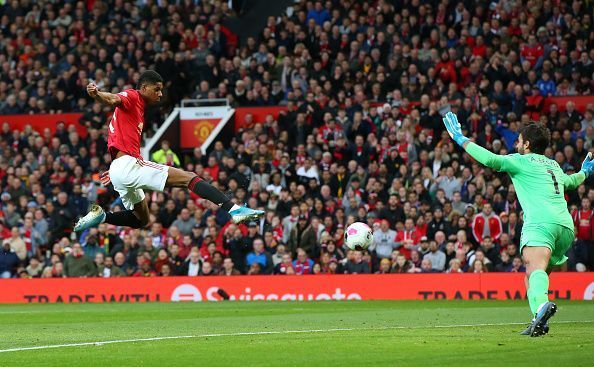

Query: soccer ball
left=344, top=222, right=373, bottom=251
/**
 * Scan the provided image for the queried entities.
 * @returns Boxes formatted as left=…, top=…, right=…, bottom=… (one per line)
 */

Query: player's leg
left=519, top=224, right=557, bottom=337
left=75, top=156, right=151, bottom=231
left=106, top=196, right=150, bottom=227
left=521, top=246, right=556, bottom=337
left=76, top=191, right=149, bottom=231
left=165, top=167, right=235, bottom=210
left=521, top=224, right=573, bottom=337
left=165, top=165, right=264, bottom=223
left=523, top=246, right=552, bottom=316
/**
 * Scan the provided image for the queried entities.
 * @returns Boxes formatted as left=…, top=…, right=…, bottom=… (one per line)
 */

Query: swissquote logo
left=584, top=282, right=594, bottom=300
left=170, top=283, right=362, bottom=302
left=171, top=284, right=203, bottom=302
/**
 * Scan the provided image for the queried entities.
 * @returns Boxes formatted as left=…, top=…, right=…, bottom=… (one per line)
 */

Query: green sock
left=527, top=269, right=549, bottom=315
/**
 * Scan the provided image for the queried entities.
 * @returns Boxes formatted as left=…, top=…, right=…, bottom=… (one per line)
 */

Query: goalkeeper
left=442, top=110, right=594, bottom=337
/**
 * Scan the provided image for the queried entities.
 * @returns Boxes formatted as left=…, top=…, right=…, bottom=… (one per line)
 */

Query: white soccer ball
left=344, top=222, right=373, bottom=251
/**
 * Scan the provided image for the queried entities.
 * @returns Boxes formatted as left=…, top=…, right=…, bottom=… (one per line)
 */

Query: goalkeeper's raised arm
left=441, top=110, right=517, bottom=173
left=441, top=110, right=594, bottom=181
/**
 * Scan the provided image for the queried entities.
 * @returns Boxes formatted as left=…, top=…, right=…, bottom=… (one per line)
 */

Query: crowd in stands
left=1, top=0, right=594, bottom=279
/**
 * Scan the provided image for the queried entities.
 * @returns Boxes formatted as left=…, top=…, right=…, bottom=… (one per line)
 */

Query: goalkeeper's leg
left=522, top=246, right=555, bottom=337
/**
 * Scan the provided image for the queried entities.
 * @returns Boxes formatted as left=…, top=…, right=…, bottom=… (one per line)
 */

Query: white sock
left=229, top=204, right=241, bottom=212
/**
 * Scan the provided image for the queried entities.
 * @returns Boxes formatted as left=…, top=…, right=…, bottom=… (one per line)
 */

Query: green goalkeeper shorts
left=520, top=223, right=575, bottom=266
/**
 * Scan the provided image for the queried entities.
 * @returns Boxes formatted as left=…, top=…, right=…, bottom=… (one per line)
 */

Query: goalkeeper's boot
left=229, top=206, right=265, bottom=224
left=523, top=302, right=556, bottom=337
left=74, top=204, right=106, bottom=232
left=520, top=322, right=549, bottom=335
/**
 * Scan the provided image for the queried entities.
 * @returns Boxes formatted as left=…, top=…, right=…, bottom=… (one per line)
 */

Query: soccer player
left=74, top=70, right=264, bottom=232
left=442, top=110, right=594, bottom=337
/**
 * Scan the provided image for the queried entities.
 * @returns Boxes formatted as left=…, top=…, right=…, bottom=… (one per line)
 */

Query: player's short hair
left=519, top=123, right=550, bottom=154
left=137, top=70, right=163, bottom=89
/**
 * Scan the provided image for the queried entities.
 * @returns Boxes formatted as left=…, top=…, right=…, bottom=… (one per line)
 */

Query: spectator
left=471, top=203, right=502, bottom=244
left=413, top=259, right=436, bottom=273
left=496, top=252, right=512, bottom=273
left=571, top=197, right=594, bottom=270
left=168, top=244, right=185, bottom=276
left=49, top=192, right=76, bottom=243
left=391, top=253, right=413, bottom=273
left=97, top=256, right=124, bottom=278
left=94, top=253, right=105, bottom=272
left=0, top=242, right=20, bottom=278
left=26, top=257, right=44, bottom=278
left=271, top=244, right=287, bottom=266
left=292, top=249, right=314, bottom=275
left=426, top=207, right=451, bottom=241
left=171, top=209, right=198, bottom=236
left=469, top=259, right=488, bottom=273
left=152, top=140, right=181, bottom=167
left=467, top=250, right=493, bottom=272
left=423, top=240, right=446, bottom=272
left=243, top=260, right=260, bottom=275
left=395, top=218, right=422, bottom=259
left=160, top=264, right=172, bottom=277
left=446, top=259, right=463, bottom=273
left=288, top=215, right=317, bottom=258
left=114, top=252, right=133, bottom=276
left=306, top=1, right=330, bottom=26
left=376, top=258, right=392, bottom=274
left=154, top=249, right=171, bottom=275
left=181, top=250, right=203, bottom=276
left=274, top=253, right=294, bottom=275
left=508, top=256, right=526, bottom=273
left=133, top=259, right=157, bottom=277
left=451, top=192, right=468, bottom=216
left=480, top=236, right=501, bottom=267
left=343, top=250, right=370, bottom=274
left=63, top=243, right=96, bottom=277
left=296, top=157, right=320, bottom=184
left=432, top=167, right=462, bottom=200
left=220, top=258, right=241, bottom=276
left=200, top=261, right=214, bottom=276
left=379, top=195, right=406, bottom=227
left=282, top=205, right=301, bottom=244
left=370, top=219, right=397, bottom=259
left=3, top=227, right=27, bottom=261
left=43, top=262, right=64, bottom=278
left=246, top=239, right=273, bottom=274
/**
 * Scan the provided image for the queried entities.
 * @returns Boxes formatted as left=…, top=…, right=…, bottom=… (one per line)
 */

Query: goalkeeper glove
left=442, top=112, right=469, bottom=146
left=580, top=152, right=594, bottom=177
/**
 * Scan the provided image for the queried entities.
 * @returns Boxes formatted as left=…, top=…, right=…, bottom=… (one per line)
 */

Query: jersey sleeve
left=562, top=171, right=586, bottom=191
left=465, top=142, right=522, bottom=174
left=116, top=89, right=138, bottom=111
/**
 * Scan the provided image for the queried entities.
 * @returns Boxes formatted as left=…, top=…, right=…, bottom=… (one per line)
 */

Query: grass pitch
left=0, top=300, right=593, bottom=366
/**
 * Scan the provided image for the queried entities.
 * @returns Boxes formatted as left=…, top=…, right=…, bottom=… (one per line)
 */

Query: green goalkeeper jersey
left=465, top=143, right=586, bottom=230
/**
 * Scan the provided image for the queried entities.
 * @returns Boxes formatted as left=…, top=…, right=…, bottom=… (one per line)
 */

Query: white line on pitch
left=1, top=320, right=593, bottom=353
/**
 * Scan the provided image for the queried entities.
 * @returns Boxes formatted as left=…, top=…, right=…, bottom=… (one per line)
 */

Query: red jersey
left=395, top=228, right=422, bottom=259
left=108, top=89, right=145, bottom=159
left=573, top=209, right=593, bottom=241
left=520, top=44, right=544, bottom=67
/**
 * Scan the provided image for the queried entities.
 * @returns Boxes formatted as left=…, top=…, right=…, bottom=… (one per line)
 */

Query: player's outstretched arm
left=87, top=82, right=122, bottom=108
left=441, top=110, right=512, bottom=172
left=565, top=152, right=593, bottom=190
